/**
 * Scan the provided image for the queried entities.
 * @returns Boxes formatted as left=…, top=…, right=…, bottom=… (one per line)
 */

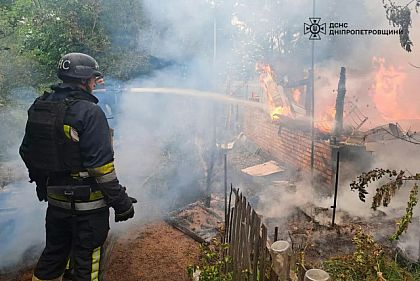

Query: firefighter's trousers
left=33, top=206, right=109, bottom=281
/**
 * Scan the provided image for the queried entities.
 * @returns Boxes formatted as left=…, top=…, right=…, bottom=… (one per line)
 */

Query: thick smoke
left=2, top=0, right=420, bottom=271
left=0, top=88, right=45, bottom=271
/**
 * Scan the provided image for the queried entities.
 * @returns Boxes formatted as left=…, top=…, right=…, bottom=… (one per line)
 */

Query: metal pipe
left=274, top=226, right=279, bottom=242
left=310, top=0, right=316, bottom=179
left=213, top=13, right=217, bottom=68
left=331, top=150, right=340, bottom=226
left=224, top=152, right=227, bottom=232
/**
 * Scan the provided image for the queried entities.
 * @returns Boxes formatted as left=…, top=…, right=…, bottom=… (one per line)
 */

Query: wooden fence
left=224, top=188, right=280, bottom=281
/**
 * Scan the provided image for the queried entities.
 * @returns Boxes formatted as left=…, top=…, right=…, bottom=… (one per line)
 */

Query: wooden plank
left=246, top=203, right=252, bottom=239
left=241, top=160, right=285, bottom=177
left=165, top=218, right=208, bottom=244
left=237, top=195, right=247, bottom=280
left=249, top=210, right=256, bottom=255
left=244, top=202, right=252, bottom=274
left=226, top=191, right=284, bottom=281
left=249, top=210, right=256, bottom=280
left=231, top=194, right=239, bottom=279
left=243, top=222, right=251, bottom=274
left=225, top=185, right=233, bottom=243
left=224, top=209, right=229, bottom=244
left=242, top=197, right=251, bottom=276
left=228, top=207, right=234, bottom=244
left=226, top=207, right=235, bottom=274
left=228, top=205, right=235, bottom=257
left=233, top=193, right=243, bottom=281
left=242, top=223, right=251, bottom=280
left=260, top=225, right=268, bottom=281
left=228, top=194, right=239, bottom=266
left=252, top=213, right=261, bottom=281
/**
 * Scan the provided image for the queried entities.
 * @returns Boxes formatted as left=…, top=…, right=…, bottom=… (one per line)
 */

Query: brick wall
left=242, top=108, right=334, bottom=187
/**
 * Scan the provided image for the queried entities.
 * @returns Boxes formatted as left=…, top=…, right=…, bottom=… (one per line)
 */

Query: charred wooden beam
left=334, top=67, right=346, bottom=137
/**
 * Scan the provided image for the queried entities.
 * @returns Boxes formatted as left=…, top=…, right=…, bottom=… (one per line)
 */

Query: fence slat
left=244, top=203, right=252, bottom=274
left=249, top=208, right=256, bottom=255
left=233, top=193, right=243, bottom=281
left=228, top=207, right=234, bottom=244
left=229, top=196, right=238, bottom=275
left=252, top=212, right=261, bottom=281
left=227, top=190, right=282, bottom=281
left=260, top=225, right=268, bottom=281
left=238, top=195, right=247, bottom=280
left=226, top=207, right=235, bottom=274
left=228, top=198, right=238, bottom=258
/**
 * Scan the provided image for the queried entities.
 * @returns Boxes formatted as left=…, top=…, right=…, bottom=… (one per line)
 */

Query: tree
left=0, top=0, right=152, bottom=99
left=382, top=0, right=420, bottom=52
left=12, top=0, right=110, bottom=80
left=0, top=1, right=39, bottom=101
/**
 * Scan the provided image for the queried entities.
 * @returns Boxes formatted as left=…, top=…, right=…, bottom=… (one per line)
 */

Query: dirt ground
left=106, top=222, right=201, bottom=281
left=0, top=222, right=201, bottom=281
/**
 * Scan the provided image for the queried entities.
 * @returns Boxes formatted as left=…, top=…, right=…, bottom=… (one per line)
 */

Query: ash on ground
left=218, top=133, right=418, bottom=266
left=166, top=200, right=224, bottom=243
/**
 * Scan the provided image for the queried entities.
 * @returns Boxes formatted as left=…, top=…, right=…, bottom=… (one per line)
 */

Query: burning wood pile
left=254, top=58, right=420, bottom=145
left=256, top=63, right=368, bottom=139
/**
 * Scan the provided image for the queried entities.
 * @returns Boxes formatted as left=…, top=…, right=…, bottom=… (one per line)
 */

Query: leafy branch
left=382, top=0, right=418, bottom=52
left=390, top=184, right=418, bottom=241
left=350, top=169, right=420, bottom=240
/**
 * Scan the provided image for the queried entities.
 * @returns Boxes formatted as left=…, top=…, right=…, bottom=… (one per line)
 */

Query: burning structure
left=2, top=0, right=420, bottom=279
left=242, top=64, right=373, bottom=191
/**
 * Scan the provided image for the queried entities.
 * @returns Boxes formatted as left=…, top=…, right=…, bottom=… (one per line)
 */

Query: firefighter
left=19, top=53, right=136, bottom=281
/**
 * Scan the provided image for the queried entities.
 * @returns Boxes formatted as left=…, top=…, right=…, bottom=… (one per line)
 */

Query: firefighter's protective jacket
left=19, top=83, right=132, bottom=214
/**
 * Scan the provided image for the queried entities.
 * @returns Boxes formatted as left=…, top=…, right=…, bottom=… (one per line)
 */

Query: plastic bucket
left=304, top=269, right=330, bottom=281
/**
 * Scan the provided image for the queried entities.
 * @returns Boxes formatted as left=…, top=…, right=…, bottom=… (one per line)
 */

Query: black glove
left=36, top=184, right=48, bottom=202
left=28, top=169, right=48, bottom=202
left=115, top=196, right=137, bottom=222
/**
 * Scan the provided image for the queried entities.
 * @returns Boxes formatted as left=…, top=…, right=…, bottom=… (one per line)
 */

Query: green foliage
left=324, top=229, right=416, bottom=281
left=382, top=0, right=418, bottom=52
left=350, top=169, right=420, bottom=240
left=12, top=0, right=110, bottom=79
left=0, top=0, right=151, bottom=100
left=96, top=0, right=151, bottom=79
left=187, top=241, right=233, bottom=281
left=391, top=184, right=418, bottom=241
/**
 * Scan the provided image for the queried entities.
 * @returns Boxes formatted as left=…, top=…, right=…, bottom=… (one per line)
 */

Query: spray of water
left=96, top=87, right=268, bottom=110
left=2, top=0, right=420, bottom=271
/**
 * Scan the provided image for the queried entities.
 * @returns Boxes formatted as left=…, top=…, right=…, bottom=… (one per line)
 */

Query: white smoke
left=0, top=180, right=46, bottom=271
left=2, top=0, right=420, bottom=271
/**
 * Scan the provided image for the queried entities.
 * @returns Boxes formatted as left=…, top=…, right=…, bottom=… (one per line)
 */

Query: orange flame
left=292, top=88, right=302, bottom=105
left=256, top=63, right=292, bottom=121
left=371, top=57, right=407, bottom=120
left=316, top=107, right=336, bottom=133
left=271, top=106, right=291, bottom=120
